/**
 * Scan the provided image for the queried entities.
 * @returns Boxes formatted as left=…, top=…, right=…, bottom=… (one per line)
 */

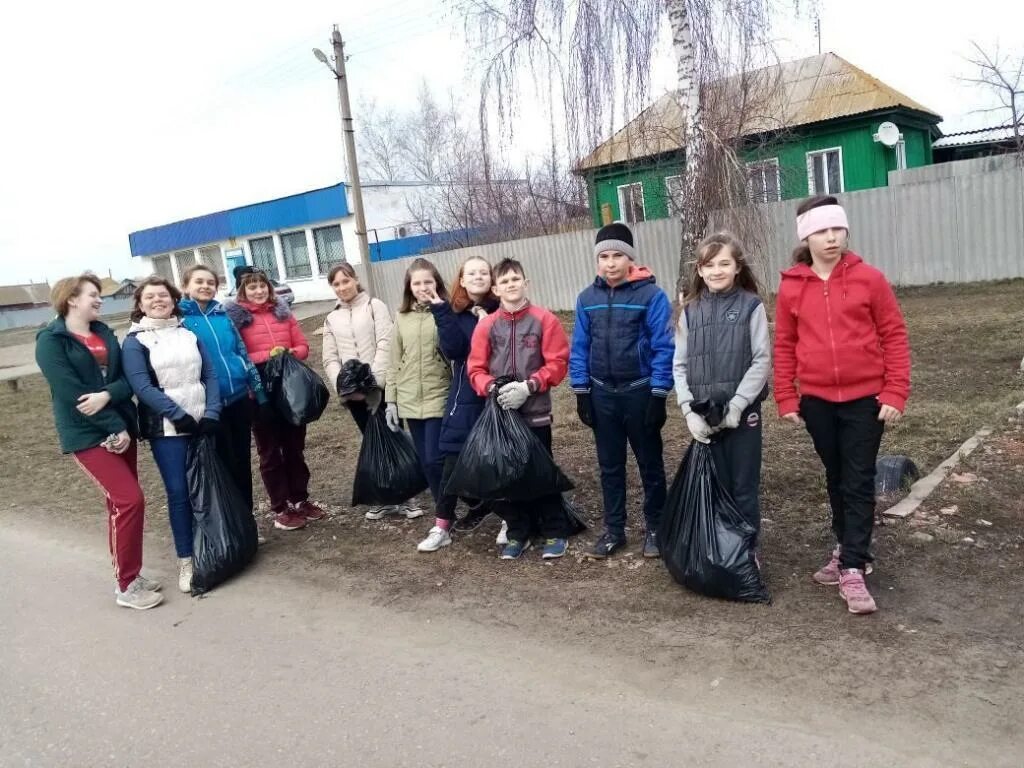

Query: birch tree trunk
left=665, top=0, right=704, bottom=290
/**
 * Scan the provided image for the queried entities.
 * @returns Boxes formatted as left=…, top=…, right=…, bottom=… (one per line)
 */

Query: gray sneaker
left=364, top=505, right=400, bottom=520
left=400, top=504, right=425, bottom=520
left=115, top=579, right=164, bottom=610
left=134, top=574, right=163, bottom=592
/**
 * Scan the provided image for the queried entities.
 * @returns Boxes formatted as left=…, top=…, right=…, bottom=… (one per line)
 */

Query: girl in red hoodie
left=774, top=195, right=910, bottom=615
left=227, top=271, right=327, bottom=532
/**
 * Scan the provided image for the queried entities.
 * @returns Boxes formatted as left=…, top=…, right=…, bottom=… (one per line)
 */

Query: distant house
left=933, top=119, right=1021, bottom=163
left=0, top=283, right=51, bottom=312
left=575, top=52, right=943, bottom=226
left=98, top=277, right=137, bottom=299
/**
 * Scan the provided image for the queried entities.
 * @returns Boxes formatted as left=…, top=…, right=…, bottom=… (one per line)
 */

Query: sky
left=0, top=0, right=1020, bottom=285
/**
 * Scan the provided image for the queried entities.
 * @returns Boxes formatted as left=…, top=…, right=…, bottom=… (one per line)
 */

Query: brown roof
left=0, top=283, right=51, bottom=308
left=576, top=52, right=941, bottom=171
left=99, top=277, right=123, bottom=297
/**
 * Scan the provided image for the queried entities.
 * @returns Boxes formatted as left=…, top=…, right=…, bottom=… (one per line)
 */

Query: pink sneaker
left=838, top=568, right=877, bottom=614
left=294, top=500, right=327, bottom=521
left=813, top=546, right=873, bottom=585
left=273, top=511, right=307, bottom=531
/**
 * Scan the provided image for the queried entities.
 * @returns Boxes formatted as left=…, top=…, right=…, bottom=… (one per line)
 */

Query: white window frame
left=616, top=182, right=646, bottom=223
left=280, top=229, right=313, bottom=280
left=806, top=147, right=845, bottom=195
left=894, top=139, right=907, bottom=170
left=664, top=175, right=684, bottom=215
left=745, top=158, right=781, bottom=203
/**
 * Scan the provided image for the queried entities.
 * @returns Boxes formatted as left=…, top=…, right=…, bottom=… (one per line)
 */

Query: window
left=746, top=159, right=781, bottom=203
left=616, top=182, right=646, bottom=223
left=894, top=139, right=907, bottom=171
left=151, top=254, right=173, bottom=280
left=280, top=230, right=312, bottom=280
left=806, top=148, right=843, bottom=194
left=248, top=236, right=279, bottom=281
left=664, top=175, right=684, bottom=215
left=313, top=225, right=345, bottom=272
left=174, top=249, right=196, bottom=278
left=198, top=245, right=225, bottom=281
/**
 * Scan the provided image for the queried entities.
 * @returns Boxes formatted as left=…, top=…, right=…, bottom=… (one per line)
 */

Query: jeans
left=252, top=410, right=310, bottom=513
left=407, top=417, right=444, bottom=503
left=150, top=436, right=194, bottom=558
left=591, top=384, right=667, bottom=538
left=216, top=396, right=254, bottom=511
left=708, top=402, right=763, bottom=541
left=800, top=395, right=885, bottom=570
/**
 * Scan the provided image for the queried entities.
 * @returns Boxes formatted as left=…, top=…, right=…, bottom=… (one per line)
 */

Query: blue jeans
left=406, top=418, right=444, bottom=503
left=150, top=436, right=194, bottom=558
left=591, top=384, right=667, bottom=538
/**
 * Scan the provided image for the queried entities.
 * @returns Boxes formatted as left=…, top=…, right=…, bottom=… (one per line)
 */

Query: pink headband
left=796, top=205, right=849, bottom=241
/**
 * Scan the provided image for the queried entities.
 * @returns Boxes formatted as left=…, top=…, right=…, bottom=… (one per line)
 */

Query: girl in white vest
left=122, top=276, right=222, bottom=593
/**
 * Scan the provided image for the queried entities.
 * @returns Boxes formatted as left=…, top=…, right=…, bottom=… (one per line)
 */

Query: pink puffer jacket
left=226, top=298, right=309, bottom=364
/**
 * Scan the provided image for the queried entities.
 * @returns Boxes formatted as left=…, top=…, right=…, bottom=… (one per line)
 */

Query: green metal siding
left=585, top=114, right=936, bottom=226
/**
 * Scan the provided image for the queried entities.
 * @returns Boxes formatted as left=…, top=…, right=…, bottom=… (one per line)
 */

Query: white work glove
left=385, top=403, right=400, bottom=432
left=685, top=411, right=712, bottom=444
left=721, top=403, right=743, bottom=430
left=497, top=381, right=531, bottom=411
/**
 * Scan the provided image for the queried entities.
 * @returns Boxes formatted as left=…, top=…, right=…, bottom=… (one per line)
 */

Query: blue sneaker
left=541, top=538, right=568, bottom=559
left=500, top=539, right=531, bottom=560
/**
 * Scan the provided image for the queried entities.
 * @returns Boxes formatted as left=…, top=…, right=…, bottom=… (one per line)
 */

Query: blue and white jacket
left=180, top=298, right=266, bottom=406
left=569, top=266, right=675, bottom=396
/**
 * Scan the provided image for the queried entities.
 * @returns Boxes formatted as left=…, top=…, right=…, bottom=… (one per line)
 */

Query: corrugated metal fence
left=0, top=297, right=134, bottom=331
left=357, top=159, right=1024, bottom=311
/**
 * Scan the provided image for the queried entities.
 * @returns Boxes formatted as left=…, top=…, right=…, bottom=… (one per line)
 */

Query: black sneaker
left=452, top=502, right=490, bottom=533
left=586, top=531, right=626, bottom=559
left=642, top=530, right=660, bottom=558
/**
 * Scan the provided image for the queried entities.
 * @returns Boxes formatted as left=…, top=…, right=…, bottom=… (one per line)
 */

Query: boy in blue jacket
left=570, top=223, right=675, bottom=559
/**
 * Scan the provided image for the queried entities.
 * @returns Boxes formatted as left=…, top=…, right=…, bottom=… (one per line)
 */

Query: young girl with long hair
left=383, top=258, right=452, bottom=522
left=774, top=195, right=911, bottom=615
left=673, top=232, right=771, bottom=558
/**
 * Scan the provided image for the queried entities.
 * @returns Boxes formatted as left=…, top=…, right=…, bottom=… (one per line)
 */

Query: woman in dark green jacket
left=35, top=274, right=162, bottom=611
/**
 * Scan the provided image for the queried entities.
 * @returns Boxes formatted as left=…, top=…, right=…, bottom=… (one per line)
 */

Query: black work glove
left=171, top=414, right=199, bottom=434
left=198, top=417, right=221, bottom=436
left=575, top=393, right=594, bottom=428
left=645, top=395, right=667, bottom=431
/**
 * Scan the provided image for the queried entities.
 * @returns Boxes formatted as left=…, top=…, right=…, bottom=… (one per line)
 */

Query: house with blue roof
left=128, top=181, right=472, bottom=302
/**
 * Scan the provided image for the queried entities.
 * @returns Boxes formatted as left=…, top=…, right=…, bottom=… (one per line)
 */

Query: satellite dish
left=874, top=121, right=902, bottom=147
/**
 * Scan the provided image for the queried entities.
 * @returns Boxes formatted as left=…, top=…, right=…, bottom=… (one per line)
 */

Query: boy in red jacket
left=774, top=195, right=910, bottom=615
left=467, top=257, right=571, bottom=560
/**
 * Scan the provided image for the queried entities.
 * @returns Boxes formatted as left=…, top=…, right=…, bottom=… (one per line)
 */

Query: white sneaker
left=401, top=504, right=425, bottom=520
left=417, top=526, right=452, bottom=552
left=178, top=557, right=193, bottom=593
left=115, top=579, right=164, bottom=610
left=496, top=520, right=509, bottom=546
left=134, top=574, right=162, bottom=592
left=365, top=505, right=399, bottom=520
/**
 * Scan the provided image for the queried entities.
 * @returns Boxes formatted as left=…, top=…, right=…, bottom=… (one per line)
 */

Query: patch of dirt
left=2, top=280, right=1023, bottom=739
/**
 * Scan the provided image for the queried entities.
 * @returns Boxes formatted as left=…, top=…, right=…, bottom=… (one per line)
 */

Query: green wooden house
left=576, top=53, right=943, bottom=226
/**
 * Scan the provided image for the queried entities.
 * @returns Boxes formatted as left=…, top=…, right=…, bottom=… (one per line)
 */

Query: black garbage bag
left=690, top=398, right=726, bottom=428
left=352, top=408, right=428, bottom=506
left=562, top=494, right=589, bottom=536
left=659, top=442, right=770, bottom=603
left=264, top=352, right=330, bottom=426
left=444, top=394, right=574, bottom=502
left=187, top=434, right=258, bottom=596
left=337, top=359, right=376, bottom=397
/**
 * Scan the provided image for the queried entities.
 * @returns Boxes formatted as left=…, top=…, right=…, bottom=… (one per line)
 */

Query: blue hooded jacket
left=569, top=267, right=675, bottom=395
left=430, top=296, right=499, bottom=455
left=180, top=298, right=266, bottom=405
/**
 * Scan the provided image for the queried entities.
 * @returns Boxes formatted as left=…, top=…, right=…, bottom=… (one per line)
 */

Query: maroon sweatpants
left=72, top=441, right=146, bottom=592
left=252, top=415, right=310, bottom=513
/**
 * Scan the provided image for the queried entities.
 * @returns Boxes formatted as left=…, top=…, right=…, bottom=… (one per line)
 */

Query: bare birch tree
left=962, top=41, right=1024, bottom=161
left=462, top=0, right=787, bottom=288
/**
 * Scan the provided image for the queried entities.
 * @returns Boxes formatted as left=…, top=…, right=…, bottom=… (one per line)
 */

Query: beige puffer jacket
left=322, top=291, right=394, bottom=392
left=385, top=303, right=451, bottom=419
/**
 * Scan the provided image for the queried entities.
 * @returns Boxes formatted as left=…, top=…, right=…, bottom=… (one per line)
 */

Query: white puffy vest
left=134, top=324, right=206, bottom=437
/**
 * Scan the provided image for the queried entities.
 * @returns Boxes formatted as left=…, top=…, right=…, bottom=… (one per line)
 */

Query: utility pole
left=314, top=26, right=377, bottom=298
left=814, top=17, right=821, bottom=55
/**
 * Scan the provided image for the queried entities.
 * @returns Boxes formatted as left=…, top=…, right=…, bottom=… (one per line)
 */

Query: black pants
left=708, top=402, right=762, bottom=542
left=591, top=385, right=666, bottom=537
left=800, top=395, right=884, bottom=570
left=215, top=396, right=255, bottom=512
left=495, top=425, right=568, bottom=541
left=346, top=399, right=370, bottom=435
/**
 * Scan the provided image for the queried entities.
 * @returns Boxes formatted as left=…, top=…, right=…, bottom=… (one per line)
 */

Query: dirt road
left=0, top=515, right=1016, bottom=768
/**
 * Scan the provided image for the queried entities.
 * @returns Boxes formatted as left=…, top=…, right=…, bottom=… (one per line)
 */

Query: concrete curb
left=883, top=426, right=994, bottom=518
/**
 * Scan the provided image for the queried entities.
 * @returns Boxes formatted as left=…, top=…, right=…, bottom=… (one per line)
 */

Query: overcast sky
left=0, top=0, right=1019, bottom=285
